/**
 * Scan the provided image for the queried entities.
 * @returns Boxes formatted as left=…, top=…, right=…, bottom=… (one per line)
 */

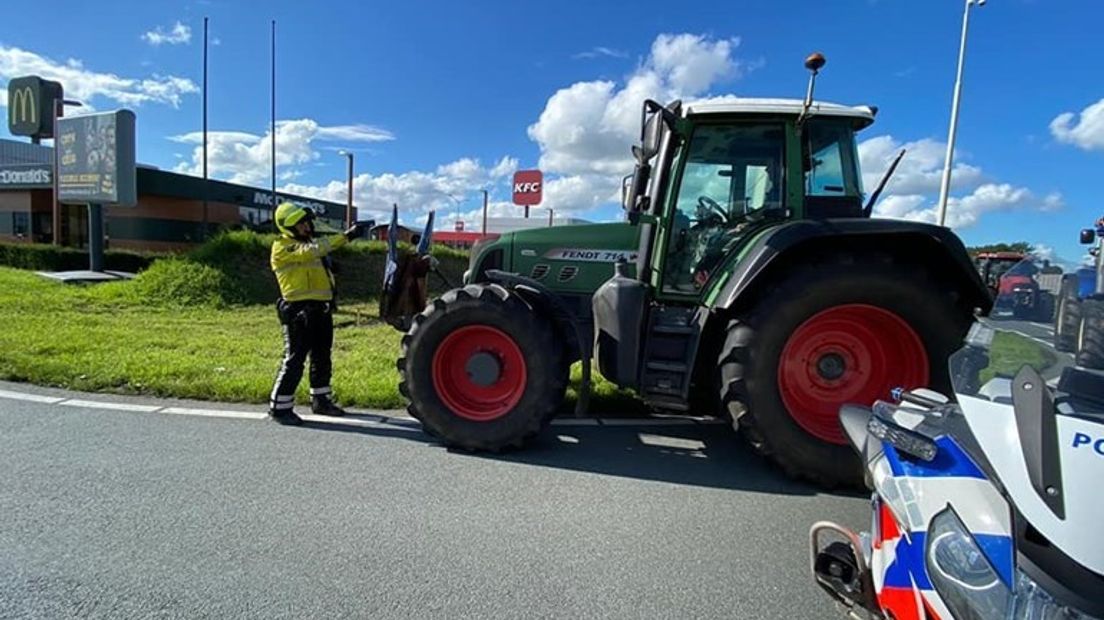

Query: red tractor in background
left=974, top=251, right=1025, bottom=298
left=976, top=252, right=1055, bottom=321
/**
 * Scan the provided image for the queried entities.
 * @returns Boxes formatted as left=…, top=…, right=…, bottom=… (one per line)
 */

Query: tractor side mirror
left=641, top=112, right=663, bottom=161
left=621, top=174, right=633, bottom=211
left=1081, top=229, right=1096, bottom=244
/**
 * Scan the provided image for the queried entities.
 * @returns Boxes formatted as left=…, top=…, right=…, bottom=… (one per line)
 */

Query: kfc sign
left=513, top=170, right=543, bottom=206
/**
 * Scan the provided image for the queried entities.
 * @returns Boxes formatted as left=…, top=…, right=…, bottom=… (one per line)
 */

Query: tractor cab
left=624, top=95, right=875, bottom=297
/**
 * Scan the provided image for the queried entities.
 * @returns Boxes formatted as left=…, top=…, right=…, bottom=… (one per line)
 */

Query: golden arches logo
left=9, top=86, right=36, bottom=125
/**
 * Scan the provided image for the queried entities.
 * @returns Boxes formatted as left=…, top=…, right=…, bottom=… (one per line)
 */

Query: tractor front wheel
left=1055, top=278, right=1082, bottom=352
left=718, top=255, right=970, bottom=489
left=1076, top=300, right=1104, bottom=370
left=398, top=284, right=568, bottom=450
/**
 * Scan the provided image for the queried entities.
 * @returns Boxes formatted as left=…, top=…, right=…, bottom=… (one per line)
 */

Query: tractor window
left=805, top=121, right=860, bottom=196
left=663, top=123, right=785, bottom=294
left=804, top=120, right=863, bottom=218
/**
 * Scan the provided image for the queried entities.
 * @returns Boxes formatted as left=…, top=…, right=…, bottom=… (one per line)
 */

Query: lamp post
left=338, top=150, right=354, bottom=227
left=936, top=0, right=986, bottom=228
left=52, top=98, right=83, bottom=246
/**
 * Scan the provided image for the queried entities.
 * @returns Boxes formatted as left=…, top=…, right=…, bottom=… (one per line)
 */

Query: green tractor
left=388, top=54, right=991, bottom=488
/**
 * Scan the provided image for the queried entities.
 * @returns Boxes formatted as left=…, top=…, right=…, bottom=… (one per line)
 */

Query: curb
left=0, top=387, right=725, bottom=428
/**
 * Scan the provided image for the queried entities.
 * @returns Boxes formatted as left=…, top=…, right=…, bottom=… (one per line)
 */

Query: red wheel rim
left=431, top=325, right=527, bottom=422
left=778, top=304, right=928, bottom=444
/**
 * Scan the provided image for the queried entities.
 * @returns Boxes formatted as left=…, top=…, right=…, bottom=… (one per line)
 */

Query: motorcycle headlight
left=926, top=508, right=1101, bottom=620
left=927, top=507, right=1010, bottom=619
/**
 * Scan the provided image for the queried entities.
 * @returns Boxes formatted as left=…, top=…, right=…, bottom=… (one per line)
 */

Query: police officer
left=268, top=202, right=368, bottom=425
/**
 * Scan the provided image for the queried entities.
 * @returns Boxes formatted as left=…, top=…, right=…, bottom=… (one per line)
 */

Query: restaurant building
left=0, top=138, right=351, bottom=252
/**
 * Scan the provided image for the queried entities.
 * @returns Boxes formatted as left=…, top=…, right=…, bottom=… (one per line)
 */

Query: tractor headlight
left=926, top=508, right=1101, bottom=620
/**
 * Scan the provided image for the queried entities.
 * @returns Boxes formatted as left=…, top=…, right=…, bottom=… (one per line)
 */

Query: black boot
left=269, top=408, right=304, bottom=426
left=311, top=395, right=346, bottom=417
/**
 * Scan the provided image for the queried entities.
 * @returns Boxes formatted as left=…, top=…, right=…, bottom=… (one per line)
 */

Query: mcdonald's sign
left=7, top=76, right=64, bottom=139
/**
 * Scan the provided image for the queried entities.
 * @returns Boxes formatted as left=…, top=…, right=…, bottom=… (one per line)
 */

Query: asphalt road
left=0, top=387, right=868, bottom=620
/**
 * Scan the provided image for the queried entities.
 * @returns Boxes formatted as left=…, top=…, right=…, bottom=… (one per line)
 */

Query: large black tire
left=1055, top=277, right=1082, bottom=352
left=398, top=284, right=568, bottom=450
left=1036, top=292, right=1056, bottom=324
left=718, top=255, right=971, bottom=489
left=1076, top=300, right=1104, bottom=370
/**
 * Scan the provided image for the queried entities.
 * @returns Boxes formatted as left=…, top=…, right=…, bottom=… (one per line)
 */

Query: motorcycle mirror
left=1080, top=228, right=1096, bottom=244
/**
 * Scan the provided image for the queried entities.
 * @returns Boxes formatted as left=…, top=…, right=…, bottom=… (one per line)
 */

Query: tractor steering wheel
left=695, top=196, right=728, bottom=226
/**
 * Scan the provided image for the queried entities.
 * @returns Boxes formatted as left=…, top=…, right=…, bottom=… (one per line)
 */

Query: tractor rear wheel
left=1055, top=277, right=1082, bottom=352
left=718, top=255, right=970, bottom=489
left=398, top=284, right=568, bottom=450
left=1076, top=300, right=1104, bottom=370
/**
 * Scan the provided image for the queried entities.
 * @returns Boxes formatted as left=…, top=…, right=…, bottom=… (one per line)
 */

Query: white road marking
left=59, top=399, right=162, bottom=413
left=550, top=419, right=600, bottom=426
left=0, top=387, right=722, bottom=429
left=600, top=418, right=708, bottom=427
left=638, top=433, right=707, bottom=450
left=162, top=407, right=265, bottom=420
left=0, top=389, right=65, bottom=404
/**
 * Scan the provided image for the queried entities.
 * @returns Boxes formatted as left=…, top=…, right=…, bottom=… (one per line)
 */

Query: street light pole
left=936, top=0, right=985, bottom=228
left=339, top=150, right=354, bottom=227
left=481, top=189, right=488, bottom=236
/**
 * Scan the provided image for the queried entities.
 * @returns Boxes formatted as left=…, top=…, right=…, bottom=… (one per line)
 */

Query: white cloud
left=523, top=33, right=749, bottom=220
left=279, top=156, right=516, bottom=223
left=529, top=33, right=745, bottom=179
left=1051, top=98, right=1104, bottom=151
left=573, top=46, right=629, bottom=60
left=315, top=124, right=395, bottom=143
left=142, top=22, right=192, bottom=46
left=858, top=135, right=983, bottom=196
left=0, top=45, right=197, bottom=108
left=859, top=134, right=1063, bottom=229
left=171, top=118, right=393, bottom=186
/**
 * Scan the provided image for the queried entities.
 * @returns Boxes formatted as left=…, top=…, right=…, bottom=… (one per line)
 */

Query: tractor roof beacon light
left=797, top=52, right=827, bottom=126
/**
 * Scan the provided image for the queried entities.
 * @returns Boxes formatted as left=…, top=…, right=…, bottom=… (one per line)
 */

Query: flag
left=383, top=204, right=399, bottom=295
left=416, top=210, right=435, bottom=255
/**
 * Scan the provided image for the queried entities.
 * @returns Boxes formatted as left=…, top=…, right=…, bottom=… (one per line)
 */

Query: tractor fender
left=484, top=270, right=591, bottom=417
left=712, top=219, right=993, bottom=315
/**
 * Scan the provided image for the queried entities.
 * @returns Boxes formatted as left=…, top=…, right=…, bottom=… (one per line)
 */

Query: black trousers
left=269, top=300, right=334, bottom=412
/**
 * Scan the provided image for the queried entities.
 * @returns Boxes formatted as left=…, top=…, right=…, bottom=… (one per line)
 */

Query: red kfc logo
left=512, top=170, right=543, bottom=206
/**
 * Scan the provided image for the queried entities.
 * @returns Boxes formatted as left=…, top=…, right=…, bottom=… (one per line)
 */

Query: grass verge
left=0, top=266, right=645, bottom=413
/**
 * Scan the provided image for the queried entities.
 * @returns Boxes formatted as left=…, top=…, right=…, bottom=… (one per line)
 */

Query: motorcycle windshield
left=950, top=256, right=1104, bottom=583
left=951, top=255, right=1088, bottom=401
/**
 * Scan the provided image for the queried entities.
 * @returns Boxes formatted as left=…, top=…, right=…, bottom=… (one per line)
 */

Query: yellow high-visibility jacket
left=270, top=234, right=348, bottom=302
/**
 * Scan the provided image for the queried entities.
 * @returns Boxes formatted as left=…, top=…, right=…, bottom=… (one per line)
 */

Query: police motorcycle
left=810, top=256, right=1104, bottom=620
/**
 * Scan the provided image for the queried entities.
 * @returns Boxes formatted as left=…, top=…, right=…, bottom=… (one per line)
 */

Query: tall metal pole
left=481, top=189, right=488, bottom=235
left=52, top=99, right=61, bottom=245
left=202, top=16, right=209, bottom=240
left=548, top=208, right=553, bottom=227
left=937, top=0, right=982, bottom=227
left=270, top=19, right=277, bottom=208
left=345, top=152, right=354, bottom=227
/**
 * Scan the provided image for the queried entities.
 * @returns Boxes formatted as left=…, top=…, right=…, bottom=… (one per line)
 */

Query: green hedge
left=211, top=230, right=470, bottom=304
left=0, top=242, right=160, bottom=273
left=1, top=231, right=469, bottom=307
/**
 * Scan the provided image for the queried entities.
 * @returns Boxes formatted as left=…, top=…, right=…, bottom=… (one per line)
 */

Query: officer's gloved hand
left=344, top=221, right=371, bottom=241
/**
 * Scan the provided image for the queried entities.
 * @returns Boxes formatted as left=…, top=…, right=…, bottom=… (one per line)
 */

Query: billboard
left=7, top=76, right=64, bottom=139
left=512, top=170, right=543, bottom=206
left=57, top=110, right=137, bottom=206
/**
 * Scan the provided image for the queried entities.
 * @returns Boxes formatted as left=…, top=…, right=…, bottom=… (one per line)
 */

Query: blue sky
left=2, top=0, right=1102, bottom=263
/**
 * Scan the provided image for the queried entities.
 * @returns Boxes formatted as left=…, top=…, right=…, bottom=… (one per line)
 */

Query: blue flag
left=383, top=204, right=399, bottom=295
left=416, top=210, right=435, bottom=256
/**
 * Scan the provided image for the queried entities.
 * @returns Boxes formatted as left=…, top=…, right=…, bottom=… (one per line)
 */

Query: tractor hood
left=467, top=222, right=641, bottom=295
